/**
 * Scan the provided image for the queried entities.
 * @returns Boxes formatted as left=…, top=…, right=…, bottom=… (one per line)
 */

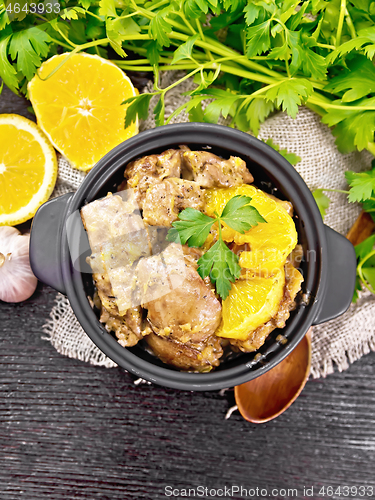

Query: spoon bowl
left=234, top=330, right=312, bottom=423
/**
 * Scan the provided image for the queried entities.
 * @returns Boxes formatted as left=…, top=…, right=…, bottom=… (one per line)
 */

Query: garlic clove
left=0, top=226, right=38, bottom=303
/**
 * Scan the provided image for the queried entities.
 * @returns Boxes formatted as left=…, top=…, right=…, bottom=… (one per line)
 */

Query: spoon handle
left=346, top=211, right=375, bottom=246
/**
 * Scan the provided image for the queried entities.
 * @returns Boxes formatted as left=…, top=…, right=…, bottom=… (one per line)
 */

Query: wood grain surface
left=1, top=85, right=375, bottom=500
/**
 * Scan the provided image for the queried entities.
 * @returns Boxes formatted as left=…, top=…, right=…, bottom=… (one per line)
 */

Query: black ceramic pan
left=30, top=123, right=356, bottom=390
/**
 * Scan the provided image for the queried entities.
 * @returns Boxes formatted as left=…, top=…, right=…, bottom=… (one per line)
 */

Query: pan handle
left=313, top=225, right=357, bottom=325
left=29, top=193, right=74, bottom=295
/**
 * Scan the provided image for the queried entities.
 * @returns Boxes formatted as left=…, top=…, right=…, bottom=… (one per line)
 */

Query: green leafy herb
left=149, top=8, right=172, bottom=48
left=246, top=20, right=271, bottom=57
left=2, top=0, right=375, bottom=156
left=263, top=138, right=301, bottom=166
left=314, top=162, right=375, bottom=301
left=123, top=93, right=153, bottom=128
left=265, top=79, right=313, bottom=119
left=356, top=235, right=375, bottom=299
left=345, top=168, right=375, bottom=203
left=9, top=26, right=51, bottom=81
left=171, top=34, right=199, bottom=65
left=312, top=189, right=331, bottom=219
left=244, top=99, right=274, bottom=136
left=198, top=238, right=241, bottom=301
left=167, top=208, right=215, bottom=247
left=167, top=195, right=266, bottom=300
left=0, top=35, right=19, bottom=94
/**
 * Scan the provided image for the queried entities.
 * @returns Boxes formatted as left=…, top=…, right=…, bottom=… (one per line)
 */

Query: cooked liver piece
left=142, top=178, right=205, bottom=227
left=124, top=149, right=183, bottom=208
left=93, top=272, right=151, bottom=347
left=183, top=150, right=254, bottom=187
left=137, top=244, right=222, bottom=344
left=145, top=332, right=223, bottom=372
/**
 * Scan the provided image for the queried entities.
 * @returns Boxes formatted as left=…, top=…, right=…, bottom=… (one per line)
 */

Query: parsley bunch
left=167, top=195, right=266, bottom=300
left=1, top=1, right=375, bottom=155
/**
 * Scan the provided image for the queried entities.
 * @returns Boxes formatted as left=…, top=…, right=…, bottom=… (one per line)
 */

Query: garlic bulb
left=0, top=227, right=37, bottom=303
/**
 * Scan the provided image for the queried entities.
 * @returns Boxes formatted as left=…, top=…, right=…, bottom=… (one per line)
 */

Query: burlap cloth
left=44, top=72, right=375, bottom=379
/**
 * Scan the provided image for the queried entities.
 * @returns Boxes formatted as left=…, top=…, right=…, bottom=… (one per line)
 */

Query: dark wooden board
left=1, top=283, right=375, bottom=500
left=1, top=84, right=375, bottom=500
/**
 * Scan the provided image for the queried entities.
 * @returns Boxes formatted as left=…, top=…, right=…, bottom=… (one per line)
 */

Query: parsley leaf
left=324, top=56, right=375, bottom=103
left=345, top=168, right=375, bottom=203
left=220, top=195, right=266, bottom=232
left=246, top=20, right=271, bottom=57
left=362, top=266, right=375, bottom=292
left=353, top=234, right=375, bottom=302
left=0, top=35, right=19, bottom=94
left=171, top=34, right=199, bottom=65
left=146, top=40, right=161, bottom=66
left=322, top=96, right=375, bottom=153
left=197, top=238, right=240, bottom=300
left=355, top=235, right=375, bottom=261
left=154, top=94, right=165, bottom=127
left=245, top=98, right=274, bottom=136
left=106, top=17, right=140, bottom=57
left=184, top=0, right=207, bottom=19
left=352, top=275, right=362, bottom=303
left=356, top=234, right=375, bottom=295
left=99, top=0, right=117, bottom=18
left=289, top=32, right=328, bottom=81
left=244, top=3, right=261, bottom=25
left=329, top=27, right=375, bottom=62
left=168, top=208, right=215, bottom=247
left=312, top=189, right=331, bottom=219
left=166, top=193, right=266, bottom=299
left=123, top=93, right=153, bottom=127
left=193, top=69, right=220, bottom=92
left=265, top=78, right=313, bottom=119
left=0, top=10, right=10, bottom=30
left=263, top=138, right=301, bottom=166
left=149, top=8, right=172, bottom=48
left=194, top=88, right=239, bottom=122
left=60, top=7, right=87, bottom=20
left=9, top=26, right=51, bottom=81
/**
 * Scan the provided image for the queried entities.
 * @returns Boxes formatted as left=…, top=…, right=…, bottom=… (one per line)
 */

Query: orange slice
left=216, top=268, right=285, bottom=340
left=205, top=185, right=298, bottom=275
left=0, top=114, right=57, bottom=226
left=28, top=53, right=138, bottom=171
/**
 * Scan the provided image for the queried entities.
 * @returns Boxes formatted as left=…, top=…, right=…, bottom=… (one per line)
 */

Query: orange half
left=28, top=53, right=138, bottom=171
left=0, top=114, right=57, bottom=226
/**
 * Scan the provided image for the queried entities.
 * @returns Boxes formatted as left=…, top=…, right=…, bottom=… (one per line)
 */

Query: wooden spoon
left=235, top=210, right=375, bottom=424
left=235, top=330, right=312, bottom=423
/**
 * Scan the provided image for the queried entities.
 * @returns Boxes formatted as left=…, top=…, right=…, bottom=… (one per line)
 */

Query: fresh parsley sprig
left=312, top=161, right=375, bottom=302
left=313, top=162, right=375, bottom=220
left=167, top=195, right=266, bottom=300
left=354, top=235, right=375, bottom=301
